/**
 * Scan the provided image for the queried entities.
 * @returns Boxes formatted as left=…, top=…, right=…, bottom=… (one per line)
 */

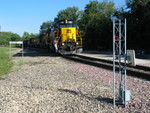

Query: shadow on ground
left=12, top=48, right=59, bottom=57
left=58, top=88, right=113, bottom=105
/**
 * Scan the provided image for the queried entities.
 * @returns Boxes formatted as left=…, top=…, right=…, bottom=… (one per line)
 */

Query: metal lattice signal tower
left=113, top=19, right=130, bottom=107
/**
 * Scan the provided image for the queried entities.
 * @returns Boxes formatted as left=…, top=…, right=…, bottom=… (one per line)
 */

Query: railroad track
left=62, top=54, right=150, bottom=81
left=23, top=48, right=150, bottom=80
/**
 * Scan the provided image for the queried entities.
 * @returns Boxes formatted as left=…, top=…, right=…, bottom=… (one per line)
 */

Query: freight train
left=24, top=20, right=83, bottom=54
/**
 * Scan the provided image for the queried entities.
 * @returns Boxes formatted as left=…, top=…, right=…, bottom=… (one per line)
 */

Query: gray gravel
left=0, top=49, right=149, bottom=113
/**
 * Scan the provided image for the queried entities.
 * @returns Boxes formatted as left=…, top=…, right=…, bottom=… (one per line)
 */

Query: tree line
left=40, top=0, right=150, bottom=53
left=0, top=32, right=20, bottom=46
left=1, top=0, right=150, bottom=53
left=0, top=32, right=38, bottom=46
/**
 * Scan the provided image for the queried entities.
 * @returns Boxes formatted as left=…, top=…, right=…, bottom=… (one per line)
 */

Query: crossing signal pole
left=113, top=19, right=131, bottom=107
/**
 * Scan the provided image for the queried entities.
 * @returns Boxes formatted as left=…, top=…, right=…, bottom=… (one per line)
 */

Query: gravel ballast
left=0, top=49, right=150, bottom=113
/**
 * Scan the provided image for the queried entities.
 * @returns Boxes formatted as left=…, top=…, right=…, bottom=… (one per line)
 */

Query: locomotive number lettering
left=66, top=29, right=71, bottom=33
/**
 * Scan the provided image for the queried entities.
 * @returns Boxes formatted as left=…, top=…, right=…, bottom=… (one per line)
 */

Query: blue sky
left=0, top=0, right=126, bottom=36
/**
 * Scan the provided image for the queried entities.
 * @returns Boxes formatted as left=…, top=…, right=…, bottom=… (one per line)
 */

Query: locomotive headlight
left=62, top=43, right=65, bottom=46
left=76, top=42, right=79, bottom=45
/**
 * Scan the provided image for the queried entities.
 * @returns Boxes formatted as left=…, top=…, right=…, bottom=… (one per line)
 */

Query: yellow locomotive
left=49, top=20, right=83, bottom=54
left=24, top=20, right=82, bottom=54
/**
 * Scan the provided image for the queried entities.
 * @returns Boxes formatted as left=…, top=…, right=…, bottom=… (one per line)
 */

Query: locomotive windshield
left=54, top=20, right=77, bottom=28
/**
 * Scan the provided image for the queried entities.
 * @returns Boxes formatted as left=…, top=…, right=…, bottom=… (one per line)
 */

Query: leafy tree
left=0, top=35, right=10, bottom=46
left=0, top=32, right=21, bottom=46
left=21, top=32, right=38, bottom=41
left=10, top=33, right=20, bottom=41
left=123, top=0, right=150, bottom=51
left=22, top=32, right=30, bottom=40
left=79, top=0, right=116, bottom=50
left=56, top=6, right=82, bottom=22
left=40, top=21, right=53, bottom=34
left=29, top=33, right=38, bottom=39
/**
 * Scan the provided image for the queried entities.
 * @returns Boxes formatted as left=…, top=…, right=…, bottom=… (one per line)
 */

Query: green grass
left=0, top=47, right=14, bottom=79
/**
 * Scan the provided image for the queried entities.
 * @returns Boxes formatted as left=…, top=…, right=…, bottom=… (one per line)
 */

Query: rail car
left=24, top=20, right=83, bottom=54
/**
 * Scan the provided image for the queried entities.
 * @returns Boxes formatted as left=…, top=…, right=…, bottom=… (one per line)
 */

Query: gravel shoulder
left=0, top=49, right=149, bottom=113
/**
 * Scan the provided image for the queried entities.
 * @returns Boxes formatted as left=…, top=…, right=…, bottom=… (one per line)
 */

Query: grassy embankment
left=0, top=47, right=14, bottom=79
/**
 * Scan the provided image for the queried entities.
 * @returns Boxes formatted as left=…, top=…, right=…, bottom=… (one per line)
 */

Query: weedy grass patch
left=0, top=47, right=14, bottom=79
